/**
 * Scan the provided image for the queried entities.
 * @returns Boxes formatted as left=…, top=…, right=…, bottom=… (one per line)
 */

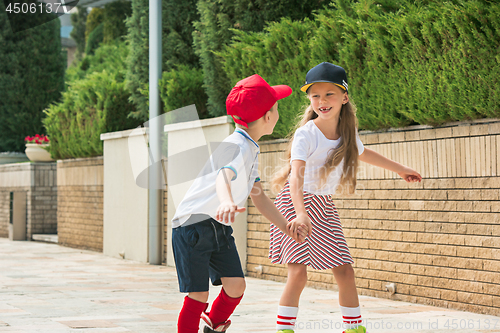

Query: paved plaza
left=0, top=238, right=498, bottom=333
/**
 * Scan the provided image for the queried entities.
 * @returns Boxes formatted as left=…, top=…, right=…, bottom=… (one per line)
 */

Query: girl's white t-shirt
left=290, top=120, right=364, bottom=195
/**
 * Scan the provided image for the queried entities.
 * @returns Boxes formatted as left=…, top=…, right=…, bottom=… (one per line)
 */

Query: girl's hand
left=398, top=166, right=422, bottom=183
left=215, top=201, right=246, bottom=224
left=287, top=214, right=312, bottom=243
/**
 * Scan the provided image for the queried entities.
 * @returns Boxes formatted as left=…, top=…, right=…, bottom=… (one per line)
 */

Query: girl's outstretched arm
left=359, top=147, right=422, bottom=183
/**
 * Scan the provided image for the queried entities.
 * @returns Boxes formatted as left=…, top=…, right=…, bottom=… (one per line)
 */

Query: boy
left=172, top=74, right=307, bottom=333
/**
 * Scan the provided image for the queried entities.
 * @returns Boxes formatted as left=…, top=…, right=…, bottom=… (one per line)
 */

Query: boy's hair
left=233, top=104, right=276, bottom=129
left=271, top=98, right=360, bottom=195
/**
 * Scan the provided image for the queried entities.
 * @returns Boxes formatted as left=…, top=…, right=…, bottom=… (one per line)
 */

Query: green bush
left=70, top=6, right=88, bottom=62
left=66, top=40, right=128, bottom=83
left=126, top=0, right=201, bottom=122
left=44, top=41, right=141, bottom=159
left=159, top=65, right=209, bottom=118
left=85, top=7, right=104, bottom=43
left=220, top=18, right=317, bottom=138
left=0, top=2, right=64, bottom=152
left=193, top=0, right=329, bottom=118
left=43, top=70, right=141, bottom=159
left=103, top=0, right=132, bottom=43
left=85, top=22, right=104, bottom=55
left=220, top=0, right=500, bottom=136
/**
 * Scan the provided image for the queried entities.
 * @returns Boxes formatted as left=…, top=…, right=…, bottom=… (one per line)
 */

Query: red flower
left=25, top=134, right=50, bottom=145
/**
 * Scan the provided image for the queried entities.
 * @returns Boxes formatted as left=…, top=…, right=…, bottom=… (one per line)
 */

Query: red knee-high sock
left=178, top=296, right=207, bottom=333
left=208, top=288, right=243, bottom=327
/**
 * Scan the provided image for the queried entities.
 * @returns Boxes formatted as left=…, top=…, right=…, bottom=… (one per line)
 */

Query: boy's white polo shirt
left=172, top=128, right=260, bottom=228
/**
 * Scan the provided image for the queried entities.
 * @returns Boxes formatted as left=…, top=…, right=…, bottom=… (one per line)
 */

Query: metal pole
left=148, top=0, right=162, bottom=265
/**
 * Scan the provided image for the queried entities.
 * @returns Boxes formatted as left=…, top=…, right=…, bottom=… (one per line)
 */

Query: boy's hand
left=398, top=166, right=422, bottom=183
left=216, top=201, right=246, bottom=224
left=287, top=214, right=312, bottom=243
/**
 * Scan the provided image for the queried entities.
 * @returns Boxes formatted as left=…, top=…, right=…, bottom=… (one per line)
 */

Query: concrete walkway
left=0, top=238, right=498, bottom=333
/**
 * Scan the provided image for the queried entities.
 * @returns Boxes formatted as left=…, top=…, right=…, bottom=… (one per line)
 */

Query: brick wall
left=29, top=164, right=58, bottom=236
left=0, top=163, right=57, bottom=239
left=0, top=191, right=9, bottom=238
left=57, top=157, right=103, bottom=252
left=247, top=119, right=500, bottom=316
left=164, top=185, right=168, bottom=264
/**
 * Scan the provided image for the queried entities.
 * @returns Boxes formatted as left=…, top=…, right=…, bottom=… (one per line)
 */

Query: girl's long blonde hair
left=271, top=100, right=360, bottom=195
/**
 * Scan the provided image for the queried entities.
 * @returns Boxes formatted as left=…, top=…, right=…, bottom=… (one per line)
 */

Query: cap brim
left=300, top=81, right=347, bottom=93
left=272, top=85, right=292, bottom=100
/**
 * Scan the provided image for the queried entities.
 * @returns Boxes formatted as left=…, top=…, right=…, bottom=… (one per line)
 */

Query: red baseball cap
left=226, top=74, right=292, bottom=128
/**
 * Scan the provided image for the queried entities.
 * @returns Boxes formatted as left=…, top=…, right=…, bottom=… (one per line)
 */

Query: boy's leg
left=178, top=293, right=208, bottom=333
left=276, top=263, right=307, bottom=332
left=205, top=223, right=245, bottom=330
left=206, top=277, right=245, bottom=327
left=172, top=221, right=213, bottom=333
left=331, top=264, right=364, bottom=332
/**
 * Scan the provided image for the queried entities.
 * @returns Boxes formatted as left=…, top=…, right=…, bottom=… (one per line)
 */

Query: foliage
left=85, top=7, right=104, bottom=43
left=126, top=0, right=201, bottom=122
left=44, top=40, right=141, bottom=159
left=43, top=70, right=141, bottom=159
left=193, top=0, right=328, bottom=117
left=220, top=0, right=500, bottom=136
left=66, top=40, right=129, bottom=83
left=70, top=6, right=88, bottom=62
left=0, top=1, right=65, bottom=152
left=85, top=22, right=103, bottom=55
left=103, top=0, right=132, bottom=43
left=159, top=64, right=208, bottom=118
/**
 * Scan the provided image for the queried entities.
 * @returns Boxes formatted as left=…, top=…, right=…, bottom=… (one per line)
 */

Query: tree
left=70, top=6, right=88, bottom=62
left=126, top=0, right=200, bottom=121
left=193, top=0, right=328, bottom=117
left=0, top=1, right=65, bottom=152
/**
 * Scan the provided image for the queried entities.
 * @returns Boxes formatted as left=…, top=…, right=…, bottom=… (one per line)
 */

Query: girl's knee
left=333, top=264, right=355, bottom=280
left=288, top=265, right=308, bottom=286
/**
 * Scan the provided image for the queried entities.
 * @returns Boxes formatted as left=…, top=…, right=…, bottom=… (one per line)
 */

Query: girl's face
left=307, top=82, right=349, bottom=122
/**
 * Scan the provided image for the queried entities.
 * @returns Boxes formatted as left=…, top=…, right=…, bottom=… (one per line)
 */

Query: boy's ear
left=264, top=110, right=272, bottom=122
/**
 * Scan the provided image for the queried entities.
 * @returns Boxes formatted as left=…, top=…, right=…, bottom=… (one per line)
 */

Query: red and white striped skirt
left=269, top=182, right=354, bottom=270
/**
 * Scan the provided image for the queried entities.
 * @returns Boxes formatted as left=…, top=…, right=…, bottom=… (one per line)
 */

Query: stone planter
left=0, top=152, right=29, bottom=164
left=25, top=143, right=54, bottom=162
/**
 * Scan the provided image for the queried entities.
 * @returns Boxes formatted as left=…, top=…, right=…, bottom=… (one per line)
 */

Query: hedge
left=193, top=0, right=328, bottom=118
left=103, top=0, right=132, bottom=44
left=85, top=22, right=103, bottom=55
left=126, top=0, right=201, bottom=122
left=159, top=64, right=208, bottom=118
left=0, top=2, right=64, bottom=152
left=219, top=0, right=500, bottom=137
left=44, top=41, right=141, bottom=159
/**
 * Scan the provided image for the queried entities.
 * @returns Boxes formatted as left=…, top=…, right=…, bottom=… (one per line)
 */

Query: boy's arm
left=359, top=147, right=422, bottom=182
left=215, top=168, right=246, bottom=224
left=250, top=181, right=307, bottom=243
left=289, top=160, right=313, bottom=237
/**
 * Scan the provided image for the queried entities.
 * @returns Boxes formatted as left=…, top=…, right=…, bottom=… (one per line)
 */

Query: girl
left=269, top=62, right=422, bottom=333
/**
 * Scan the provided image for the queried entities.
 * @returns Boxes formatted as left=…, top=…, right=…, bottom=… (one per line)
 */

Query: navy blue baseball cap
left=300, top=62, right=349, bottom=93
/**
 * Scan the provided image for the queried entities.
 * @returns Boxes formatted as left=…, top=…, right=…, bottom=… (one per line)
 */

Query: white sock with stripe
left=340, top=305, right=362, bottom=330
left=276, top=305, right=298, bottom=331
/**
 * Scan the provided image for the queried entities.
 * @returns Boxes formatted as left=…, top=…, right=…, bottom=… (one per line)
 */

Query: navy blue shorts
left=172, top=214, right=244, bottom=293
